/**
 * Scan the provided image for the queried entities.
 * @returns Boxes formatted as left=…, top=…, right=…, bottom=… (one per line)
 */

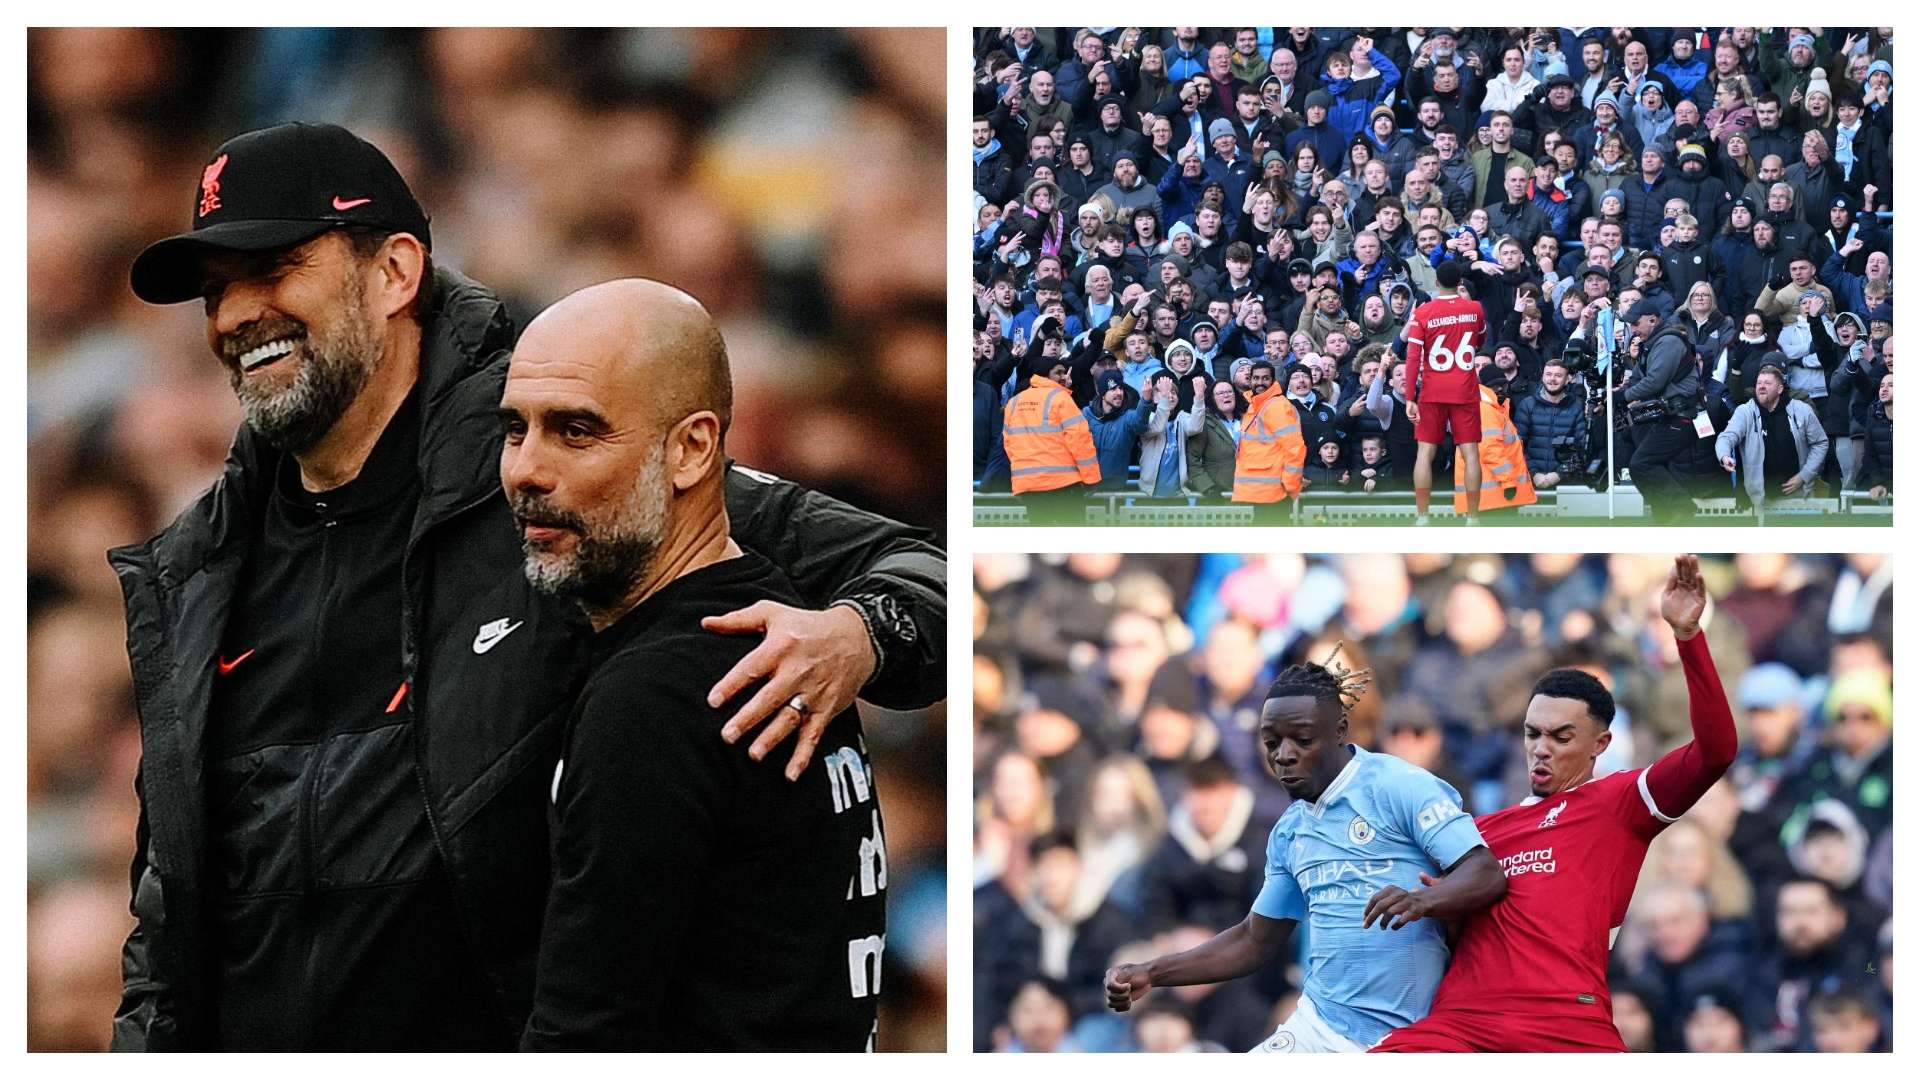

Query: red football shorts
left=1415, top=399, right=1481, bottom=445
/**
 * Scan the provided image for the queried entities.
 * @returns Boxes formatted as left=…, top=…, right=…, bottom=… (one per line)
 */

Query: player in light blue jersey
left=1104, top=646, right=1507, bottom=1051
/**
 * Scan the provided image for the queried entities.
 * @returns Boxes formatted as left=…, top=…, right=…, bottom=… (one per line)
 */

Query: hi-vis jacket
left=1455, top=384, right=1538, bottom=512
left=1231, top=385, right=1306, bottom=503
left=1004, top=376, right=1101, bottom=493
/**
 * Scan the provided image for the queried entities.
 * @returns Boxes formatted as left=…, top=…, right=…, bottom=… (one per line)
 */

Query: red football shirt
left=1403, top=293, right=1487, bottom=404
left=1418, top=634, right=1737, bottom=1033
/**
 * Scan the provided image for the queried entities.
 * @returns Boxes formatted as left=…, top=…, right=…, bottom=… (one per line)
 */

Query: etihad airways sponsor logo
left=1302, top=858, right=1399, bottom=902
left=1500, top=846, right=1556, bottom=877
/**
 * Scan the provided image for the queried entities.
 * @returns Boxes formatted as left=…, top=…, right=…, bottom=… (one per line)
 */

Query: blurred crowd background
left=973, top=553, right=1892, bottom=1052
left=25, top=27, right=945, bottom=1051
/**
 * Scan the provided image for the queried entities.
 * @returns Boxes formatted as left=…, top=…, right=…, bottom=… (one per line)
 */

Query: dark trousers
left=1629, top=415, right=1699, bottom=522
left=1017, top=485, right=1089, bottom=525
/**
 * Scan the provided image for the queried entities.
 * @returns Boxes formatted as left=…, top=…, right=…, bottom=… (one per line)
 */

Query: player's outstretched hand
left=703, top=601, right=878, bottom=780
left=1362, top=882, right=1433, bottom=930
left=1105, top=963, right=1152, bottom=1012
left=1659, top=554, right=1706, bottom=641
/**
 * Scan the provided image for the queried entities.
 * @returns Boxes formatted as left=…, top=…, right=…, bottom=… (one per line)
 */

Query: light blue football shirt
left=1251, top=744, right=1485, bottom=1047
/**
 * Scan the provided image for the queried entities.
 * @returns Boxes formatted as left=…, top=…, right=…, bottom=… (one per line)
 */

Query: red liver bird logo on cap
left=198, top=153, right=229, bottom=218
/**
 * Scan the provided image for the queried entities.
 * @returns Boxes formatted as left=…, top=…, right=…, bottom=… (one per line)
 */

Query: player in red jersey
left=1372, top=555, right=1736, bottom=1052
left=1401, top=261, right=1487, bottom=525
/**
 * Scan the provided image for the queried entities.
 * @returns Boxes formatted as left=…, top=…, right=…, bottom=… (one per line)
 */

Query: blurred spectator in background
left=975, top=553, right=1891, bottom=1052
left=1680, top=987, right=1750, bottom=1052
left=27, top=27, right=945, bottom=1051
left=1136, top=758, right=1263, bottom=932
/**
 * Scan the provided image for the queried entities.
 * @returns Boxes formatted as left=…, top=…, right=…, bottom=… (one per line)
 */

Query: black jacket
left=1621, top=322, right=1702, bottom=408
left=1858, top=401, right=1893, bottom=491
left=109, top=269, right=946, bottom=1050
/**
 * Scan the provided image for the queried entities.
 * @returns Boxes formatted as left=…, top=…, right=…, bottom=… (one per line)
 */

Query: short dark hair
left=1778, top=875, right=1843, bottom=909
left=1012, top=975, right=1074, bottom=1013
left=1226, top=241, right=1254, bottom=263
left=1029, top=830, right=1077, bottom=860
left=1531, top=668, right=1616, bottom=728
left=1807, top=986, right=1879, bottom=1023
left=1182, top=756, right=1239, bottom=790
left=1250, top=359, right=1277, bottom=378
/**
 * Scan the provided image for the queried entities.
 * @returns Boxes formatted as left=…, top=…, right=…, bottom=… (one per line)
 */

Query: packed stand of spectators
left=972, top=28, right=1893, bottom=521
left=26, top=28, right=946, bottom=1051
left=974, top=553, right=1892, bottom=1051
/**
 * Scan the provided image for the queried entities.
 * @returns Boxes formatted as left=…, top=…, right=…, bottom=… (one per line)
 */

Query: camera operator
left=1609, top=297, right=1705, bottom=521
left=1714, top=361, right=1830, bottom=510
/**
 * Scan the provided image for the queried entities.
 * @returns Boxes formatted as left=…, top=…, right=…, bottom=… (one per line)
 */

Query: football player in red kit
left=1401, top=261, right=1487, bottom=525
left=1373, top=555, right=1736, bottom=1052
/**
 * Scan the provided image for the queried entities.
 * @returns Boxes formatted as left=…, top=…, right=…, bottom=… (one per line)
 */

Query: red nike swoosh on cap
left=332, top=196, right=373, bottom=210
left=216, top=649, right=256, bottom=675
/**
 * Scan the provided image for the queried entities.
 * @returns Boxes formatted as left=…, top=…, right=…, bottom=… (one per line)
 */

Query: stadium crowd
left=26, top=28, right=946, bottom=1051
left=973, top=553, right=1892, bottom=1052
left=972, top=28, right=1894, bottom=522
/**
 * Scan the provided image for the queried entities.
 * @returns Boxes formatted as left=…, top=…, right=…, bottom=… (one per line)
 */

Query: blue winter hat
left=1738, top=663, right=1804, bottom=710
left=1789, top=34, right=1816, bottom=52
left=1208, top=118, right=1235, bottom=143
left=1867, top=59, right=1894, bottom=83
left=1096, top=368, right=1126, bottom=396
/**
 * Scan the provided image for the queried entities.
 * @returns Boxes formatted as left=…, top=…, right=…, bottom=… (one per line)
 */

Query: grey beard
left=232, top=291, right=377, bottom=455
left=515, top=446, right=668, bottom=618
left=522, top=523, right=663, bottom=615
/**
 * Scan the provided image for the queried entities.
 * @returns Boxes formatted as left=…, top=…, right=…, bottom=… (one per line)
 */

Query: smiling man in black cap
left=109, top=122, right=944, bottom=1049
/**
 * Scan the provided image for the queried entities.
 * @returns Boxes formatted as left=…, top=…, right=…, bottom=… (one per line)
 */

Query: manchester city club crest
left=1349, top=816, right=1375, bottom=845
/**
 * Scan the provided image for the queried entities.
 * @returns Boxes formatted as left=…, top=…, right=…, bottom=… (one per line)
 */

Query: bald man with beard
left=504, top=281, right=886, bottom=1050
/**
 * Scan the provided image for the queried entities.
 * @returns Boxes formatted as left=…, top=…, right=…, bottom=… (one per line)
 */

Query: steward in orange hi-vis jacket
left=1231, top=383, right=1306, bottom=513
left=1454, top=381, right=1537, bottom=513
left=1004, top=369, right=1099, bottom=524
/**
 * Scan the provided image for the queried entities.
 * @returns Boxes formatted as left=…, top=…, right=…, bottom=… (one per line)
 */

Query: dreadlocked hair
left=1264, top=641, right=1374, bottom=722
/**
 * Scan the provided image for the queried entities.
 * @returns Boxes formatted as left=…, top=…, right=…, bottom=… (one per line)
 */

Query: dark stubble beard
left=230, top=267, right=379, bottom=455
left=512, top=441, right=669, bottom=618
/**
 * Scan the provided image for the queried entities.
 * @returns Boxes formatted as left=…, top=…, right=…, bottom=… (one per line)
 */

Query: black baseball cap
left=131, top=122, right=432, bottom=304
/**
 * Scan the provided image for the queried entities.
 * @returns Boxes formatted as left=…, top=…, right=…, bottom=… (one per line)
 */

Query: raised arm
left=711, top=465, right=945, bottom=777
left=1640, top=555, right=1737, bottom=820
